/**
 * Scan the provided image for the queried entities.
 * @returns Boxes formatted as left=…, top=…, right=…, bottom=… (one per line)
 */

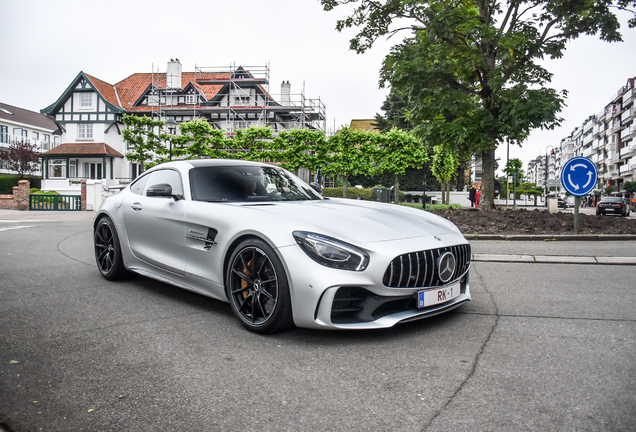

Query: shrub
left=323, top=187, right=405, bottom=202
left=399, top=203, right=461, bottom=210
left=0, top=175, right=41, bottom=194
left=30, top=189, right=61, bottom=195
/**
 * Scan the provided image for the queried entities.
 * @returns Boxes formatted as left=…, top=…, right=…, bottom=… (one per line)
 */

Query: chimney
left=167, top=59, right=182, bottom=90
left=281, top=81, right=291, bottom=105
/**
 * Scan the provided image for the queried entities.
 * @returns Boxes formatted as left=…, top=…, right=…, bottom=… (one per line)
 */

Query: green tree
left=430, top=145, right=460, bottom=204
left=623, top=181, right=636, bottom=197
left=123, top=114, right=169, bottom=171
left=324, top=127, right=376, bottom=198
left=504, top=158, right=524, bottom=186
left=320, top=0, right=635, bottom=209
left=274, top=129, right=325, bottom=174
left=172, top=119, right=229, bottom=160
left=373, top=90, right=411, bottom=133
left=375, top=128, right=429, bottom=202
left=0, top=141, right=40, bottom=178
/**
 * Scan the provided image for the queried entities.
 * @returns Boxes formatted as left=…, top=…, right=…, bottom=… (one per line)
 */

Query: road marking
left=0, top=225, right=32, bottom=232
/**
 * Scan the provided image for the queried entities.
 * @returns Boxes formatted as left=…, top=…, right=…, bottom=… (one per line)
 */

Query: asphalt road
left=1, top=211, right=635, bottom=431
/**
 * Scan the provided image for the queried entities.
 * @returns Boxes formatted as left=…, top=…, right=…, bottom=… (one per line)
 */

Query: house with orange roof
left=39, top=59, right=326, bottom=194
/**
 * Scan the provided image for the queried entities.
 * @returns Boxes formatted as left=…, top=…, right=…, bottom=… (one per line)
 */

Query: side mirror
left=309, top=182, right=323, bottom=195
left=147, top=183, right=181, bottom=200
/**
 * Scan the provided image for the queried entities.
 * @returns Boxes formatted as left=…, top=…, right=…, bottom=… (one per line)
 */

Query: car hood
left=235, top=198, right=461, bottom=243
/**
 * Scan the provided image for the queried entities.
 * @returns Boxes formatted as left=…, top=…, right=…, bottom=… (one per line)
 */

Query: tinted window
left=190, top=166, right=322, bottom=202
left=143, top=169, right=184, bottom=197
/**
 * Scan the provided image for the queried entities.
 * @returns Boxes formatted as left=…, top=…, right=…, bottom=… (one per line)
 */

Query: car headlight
left=293, top=231, right=369, bottom=271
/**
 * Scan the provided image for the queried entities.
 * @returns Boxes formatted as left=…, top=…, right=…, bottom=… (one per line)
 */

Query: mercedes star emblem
left=437, top=252, right=456, bottom=283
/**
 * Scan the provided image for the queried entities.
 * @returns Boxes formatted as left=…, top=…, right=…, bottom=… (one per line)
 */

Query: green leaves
left=122, top=114, right=170, bottom=171
left=320, top=0, right=635, bottom=207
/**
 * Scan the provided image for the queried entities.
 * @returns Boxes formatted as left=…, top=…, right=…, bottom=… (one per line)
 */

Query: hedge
left=322, top=187, right=406, bottom=202
left=0, top=176, right=41, bottom=194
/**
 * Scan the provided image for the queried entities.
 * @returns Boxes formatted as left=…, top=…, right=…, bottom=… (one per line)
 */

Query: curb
left=472, top=253, right=636, bottom=265
left=464, top=234, right=636, bottom=241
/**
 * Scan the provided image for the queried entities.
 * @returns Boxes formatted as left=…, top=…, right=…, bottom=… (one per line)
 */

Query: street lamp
left=545, top=145, right=554, bottom=207
left=166, top=118, right=177, bottom=161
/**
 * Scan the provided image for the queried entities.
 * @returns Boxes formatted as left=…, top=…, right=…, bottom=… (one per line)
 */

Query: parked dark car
left=557, top=197, right=567, bottom=209
left=596, top=197, right=631, bottom=217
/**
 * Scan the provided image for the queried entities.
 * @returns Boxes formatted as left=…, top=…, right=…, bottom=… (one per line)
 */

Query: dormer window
left=80, top=93, right=93, bottom=108
left=186, top=94, right=196, bottom=105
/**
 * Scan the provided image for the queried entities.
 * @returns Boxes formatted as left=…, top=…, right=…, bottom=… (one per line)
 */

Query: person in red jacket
left=474, top=187, right=481, bottom=208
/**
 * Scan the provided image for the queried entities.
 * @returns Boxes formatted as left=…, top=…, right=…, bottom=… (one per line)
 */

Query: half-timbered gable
left=40, top=72, right=127, bottom=187
left=39, top=60, right=325, bottom=194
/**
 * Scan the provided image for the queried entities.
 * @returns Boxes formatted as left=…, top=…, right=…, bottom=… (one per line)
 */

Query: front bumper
left=278, top=233, right=471, bottom=330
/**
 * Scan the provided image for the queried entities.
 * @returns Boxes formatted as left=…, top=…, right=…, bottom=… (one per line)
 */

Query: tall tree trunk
left=394, top=174, right=400, bottom=203
left=446, top=182, right=450, bottom=204
left=480, top=147, right=496, bottom=209
left=441, top=182, right=447, bottom=204
left=343, top=175, right=349, bottom=198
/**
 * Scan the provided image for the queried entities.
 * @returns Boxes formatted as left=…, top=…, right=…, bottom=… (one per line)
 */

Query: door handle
left=131, top=203, right=143, bottom=211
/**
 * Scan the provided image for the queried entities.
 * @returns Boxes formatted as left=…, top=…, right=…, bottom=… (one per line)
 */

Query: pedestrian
left=474, top=186, right=481, bottom=209
left=469, top=183, right=477, bottom=207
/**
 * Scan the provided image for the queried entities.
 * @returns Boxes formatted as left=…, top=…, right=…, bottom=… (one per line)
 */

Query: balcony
left=620, top=164, right=630, bottom=174
left=622, top=125, right=635, bottom=141
left=0, top=134, right=54, bottom=152
left=622, top=108, right=633, bottom=123
left=582, top=146, right=595, bottom=158
left=620, top=146, right=634, bottom=159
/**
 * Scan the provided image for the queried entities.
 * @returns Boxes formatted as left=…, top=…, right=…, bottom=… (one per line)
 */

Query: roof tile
left=42, top=143, right=124, bottom=157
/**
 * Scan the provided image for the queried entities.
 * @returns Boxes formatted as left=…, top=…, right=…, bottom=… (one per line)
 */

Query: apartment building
left=526, top=77, right=635, bottom=196
left=0, top=102, right=60, bottom=176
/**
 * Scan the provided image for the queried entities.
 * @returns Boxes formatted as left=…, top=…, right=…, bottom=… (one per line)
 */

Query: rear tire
left=225, top=238, right=294, bottom=334
left=94, top=216, right=131, bottom=281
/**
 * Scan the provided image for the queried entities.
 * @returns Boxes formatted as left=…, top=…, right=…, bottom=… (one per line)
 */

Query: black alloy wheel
left=94, top=216, right=130, bottom=281
left=226, top=239, right=293, bottom=334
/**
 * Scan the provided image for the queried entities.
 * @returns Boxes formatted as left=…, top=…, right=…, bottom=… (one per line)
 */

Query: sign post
left=560, top=157, right=598, bottom=231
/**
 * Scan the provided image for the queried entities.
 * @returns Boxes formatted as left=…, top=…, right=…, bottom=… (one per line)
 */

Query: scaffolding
left=149, top=62, right=326, bottom=134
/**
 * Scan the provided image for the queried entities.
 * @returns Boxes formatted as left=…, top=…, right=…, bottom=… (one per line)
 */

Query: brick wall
left=0, top=180, right=30, bottom=211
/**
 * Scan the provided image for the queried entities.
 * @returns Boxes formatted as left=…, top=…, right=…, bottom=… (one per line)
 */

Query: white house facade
left=39, top=60, right=326, bottom=196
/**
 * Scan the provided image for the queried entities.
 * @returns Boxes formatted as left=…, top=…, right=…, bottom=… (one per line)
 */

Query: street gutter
left=464, top=234, right=636, bottom=241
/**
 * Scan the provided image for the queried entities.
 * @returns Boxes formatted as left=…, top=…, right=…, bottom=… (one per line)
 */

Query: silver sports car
left=94, top=159, right=471, bottom=333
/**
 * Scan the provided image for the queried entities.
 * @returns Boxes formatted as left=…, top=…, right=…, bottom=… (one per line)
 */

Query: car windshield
left=189, top=165, right=323, bottom=202
left=601, top=197, right=621, bottom=203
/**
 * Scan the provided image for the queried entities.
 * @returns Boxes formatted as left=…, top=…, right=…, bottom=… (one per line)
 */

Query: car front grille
left=382, top=243, right=471, bottom=288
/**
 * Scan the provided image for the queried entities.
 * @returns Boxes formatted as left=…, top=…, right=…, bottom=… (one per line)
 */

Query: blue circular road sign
left=560, top=156, right=598, bottom=196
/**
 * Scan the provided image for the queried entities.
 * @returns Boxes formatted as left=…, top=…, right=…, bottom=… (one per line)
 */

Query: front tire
left=226, top=239, right=293, bottom=334
left=94, top=216, right=131, bottom=281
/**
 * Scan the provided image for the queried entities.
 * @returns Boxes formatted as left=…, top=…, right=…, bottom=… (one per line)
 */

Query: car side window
left=143, top=169, right=184, bottom=197
left=130, top=174, right=150, bottom=195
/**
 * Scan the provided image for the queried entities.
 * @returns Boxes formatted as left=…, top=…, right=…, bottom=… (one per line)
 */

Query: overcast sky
left=1, top=0, right=634, bottom=174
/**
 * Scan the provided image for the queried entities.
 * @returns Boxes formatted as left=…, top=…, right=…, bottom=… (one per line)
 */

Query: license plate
left=418, top=283, right=460, bottom=308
